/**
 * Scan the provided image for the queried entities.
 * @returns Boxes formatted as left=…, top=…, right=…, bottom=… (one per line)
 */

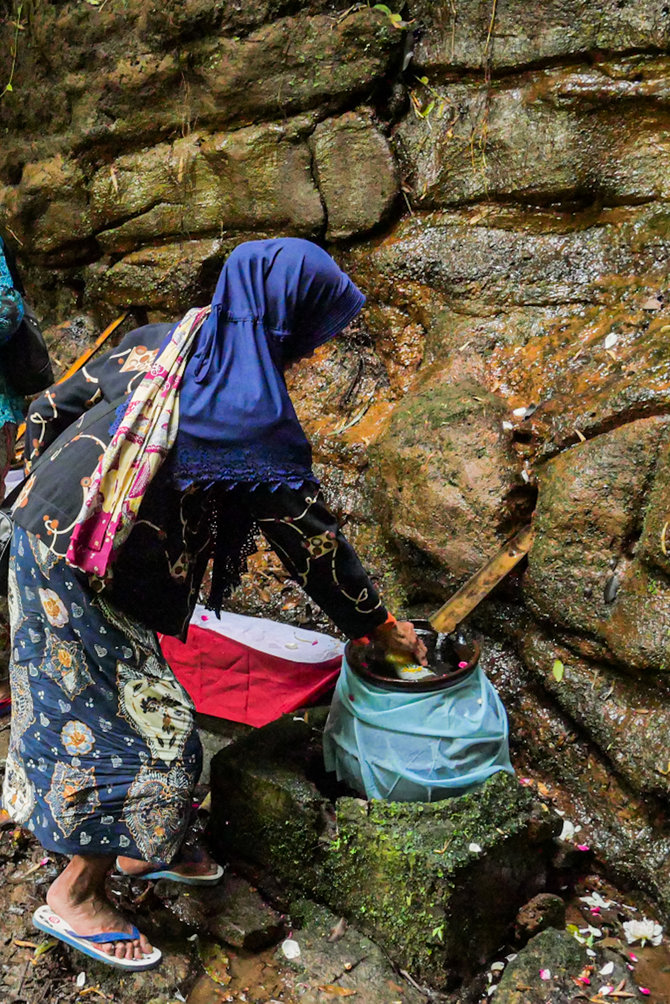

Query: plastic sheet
left=323, top=652, right=514, bottom=801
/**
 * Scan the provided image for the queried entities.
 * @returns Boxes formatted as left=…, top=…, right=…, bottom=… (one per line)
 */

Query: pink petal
left=639, top=989, right=650, bottom=996
left=519, top=778, right=532, bottom=786
left=458, top=660, right=468, bottom=668
left=577, top=843, right=590, bottom=851
left=629, top=953, right=639, bottom=962
left=539, top=969, right=551, bottom=980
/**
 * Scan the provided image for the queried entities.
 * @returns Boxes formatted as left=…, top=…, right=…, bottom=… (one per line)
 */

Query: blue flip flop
left=33, top=904, right=162, bottom=970
left=115, top=858, right=225, bottom=885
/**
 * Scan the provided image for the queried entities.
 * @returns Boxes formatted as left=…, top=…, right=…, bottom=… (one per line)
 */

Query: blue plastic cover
left=323, top=654, right=514, bottom=801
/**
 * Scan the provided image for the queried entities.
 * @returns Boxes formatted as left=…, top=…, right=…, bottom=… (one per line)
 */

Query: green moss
left=211, top=719, right=558, bottom=987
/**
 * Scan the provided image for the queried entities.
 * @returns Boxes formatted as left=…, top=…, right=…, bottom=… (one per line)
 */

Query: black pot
left=345, top=619, right=480, bottom=693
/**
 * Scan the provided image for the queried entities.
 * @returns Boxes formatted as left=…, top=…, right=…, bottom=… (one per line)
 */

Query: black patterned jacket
left=13, top=323, right=388, bottom=640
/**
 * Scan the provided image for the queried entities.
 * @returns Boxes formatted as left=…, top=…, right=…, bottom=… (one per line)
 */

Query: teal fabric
left=323, top=653, right=514, bottom=801
left=0, top=240, right=26, bottom=427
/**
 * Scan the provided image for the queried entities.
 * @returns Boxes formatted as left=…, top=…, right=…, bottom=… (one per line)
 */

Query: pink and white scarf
left=66, top=306, right=210, bottom=579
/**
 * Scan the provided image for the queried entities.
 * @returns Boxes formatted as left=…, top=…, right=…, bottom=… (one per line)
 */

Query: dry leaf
left=327, top=917, right=348, bottom=943
left=317, top=988, right=357, bottom=997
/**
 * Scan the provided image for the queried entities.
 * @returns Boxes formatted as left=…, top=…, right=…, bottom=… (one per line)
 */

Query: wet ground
left=3, top=722, right=670, bottom=1004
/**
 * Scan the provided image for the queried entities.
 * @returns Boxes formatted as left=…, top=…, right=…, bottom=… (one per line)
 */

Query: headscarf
left=169, top=237, right=366, bottom=488
left=67, top=239, right=365, bottom=581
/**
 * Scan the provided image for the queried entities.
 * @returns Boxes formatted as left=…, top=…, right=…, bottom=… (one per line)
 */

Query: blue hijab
left=169, top=238, right=365, bottom=489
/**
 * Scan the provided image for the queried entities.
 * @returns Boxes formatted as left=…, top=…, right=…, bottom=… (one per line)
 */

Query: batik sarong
left=2, top=527, right=202, bottom=862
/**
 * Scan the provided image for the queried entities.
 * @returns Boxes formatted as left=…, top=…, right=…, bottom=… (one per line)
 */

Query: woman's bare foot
left=46, top=855, right=154, bottom=961
left=117, top=848, right=220, bottom=879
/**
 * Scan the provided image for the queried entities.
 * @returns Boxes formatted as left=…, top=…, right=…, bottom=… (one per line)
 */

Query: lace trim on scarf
left=167, top=441, right=315, bottom=492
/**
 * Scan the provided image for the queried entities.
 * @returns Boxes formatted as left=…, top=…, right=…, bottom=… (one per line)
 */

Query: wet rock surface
left=493, top=928, right=587, bottom=1004
left=515, top=893, right=567, bottom=942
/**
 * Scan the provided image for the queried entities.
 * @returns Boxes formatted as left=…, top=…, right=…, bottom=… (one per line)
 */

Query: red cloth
left=160, top=608, right=342, bottom=728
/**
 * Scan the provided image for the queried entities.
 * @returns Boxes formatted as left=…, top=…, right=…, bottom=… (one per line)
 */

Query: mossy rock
left=210, top=713, right=559, bottom=987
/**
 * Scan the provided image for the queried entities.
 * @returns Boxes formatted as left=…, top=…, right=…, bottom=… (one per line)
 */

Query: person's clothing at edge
left=0, top=235, right=28, bottom=694
left=4, top=240, right=390, bottom=860
left=0, top=235, right=26, bottom=430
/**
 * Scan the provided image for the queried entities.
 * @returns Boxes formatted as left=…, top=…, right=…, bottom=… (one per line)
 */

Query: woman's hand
left=370, top=619, right=429, bottom=667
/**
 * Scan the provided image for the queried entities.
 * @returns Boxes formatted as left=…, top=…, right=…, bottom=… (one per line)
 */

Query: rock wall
left=1, top=0, right=670, bottom=905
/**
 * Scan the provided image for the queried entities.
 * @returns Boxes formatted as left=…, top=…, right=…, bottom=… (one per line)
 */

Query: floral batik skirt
left=2, top=527, right=202, bottom=862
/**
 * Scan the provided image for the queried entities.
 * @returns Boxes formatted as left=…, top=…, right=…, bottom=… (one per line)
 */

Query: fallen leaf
left=317, top=987, right=357, bottom=997
left=328, top=917, right=348, bottom=943
left=32, top=939, right=57, bottom=961
left=640, top=296, right=663, bottom=310
left=197, top=939, right=231, bottom=986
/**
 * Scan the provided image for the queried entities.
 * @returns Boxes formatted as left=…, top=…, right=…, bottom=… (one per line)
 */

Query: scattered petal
left=468, top=842, right=482, bottom=853
left=581, top=892, right=614, bottom=910
left=76, top=972, right=86, bottom=989
left=577, top=844, right=590, bottom=851
left=539, top=969, right=551, bottom=980
left=282, top=938, right=301, bottom=960
left=639, top=988, right=651, bottom=996
left=629, top=954, right=639, bottom=962
left=519, top=778, right=533, bottom=786
left=604, top=333, right=618, bottom=349
left=600, top=962, right=615, bottom=976
left=598, top=986, right=614, bottom=996
left=502, top=421, right=513, bottom=431
left=490, top=961, right=504, bottom=972
left=513, top=407, right=527, bottom=418
left=623, top=919, right=663, bottom=946
left=560, top=820, right=577, bottom=841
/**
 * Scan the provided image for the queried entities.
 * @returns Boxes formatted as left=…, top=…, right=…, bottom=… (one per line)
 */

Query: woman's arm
left=248, top=482, right=426, bottom=663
